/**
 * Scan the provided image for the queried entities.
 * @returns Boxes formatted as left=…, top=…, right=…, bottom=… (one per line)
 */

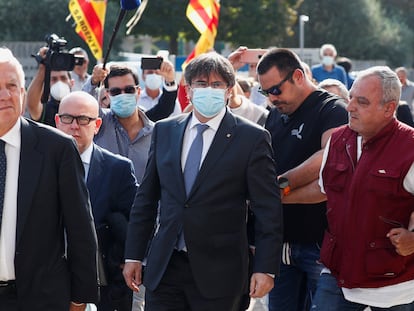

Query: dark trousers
left=0, top=282, right=18, bottom=311
left=98, top=282, right=133, bottom=311
left=145, top=250, right=243, bottom=311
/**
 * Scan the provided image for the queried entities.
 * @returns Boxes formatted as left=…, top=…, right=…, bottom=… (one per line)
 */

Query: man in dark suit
left=123, top=52, right=283, bottom=311
left=0, top=49, right=99, bottom=310
left=55, top=91, right=138, bottom=311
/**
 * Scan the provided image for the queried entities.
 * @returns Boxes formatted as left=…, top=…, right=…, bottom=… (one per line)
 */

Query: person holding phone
left=138, top=57, right=182, bottom=117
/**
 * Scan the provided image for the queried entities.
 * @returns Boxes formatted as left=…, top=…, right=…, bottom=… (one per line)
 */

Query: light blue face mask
left=192, top=87, right=227, bottom=118
left=109, top=93, right=137, bottom=118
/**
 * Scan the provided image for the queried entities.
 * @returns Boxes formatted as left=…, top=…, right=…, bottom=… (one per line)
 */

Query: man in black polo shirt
left=257, top=48, right=348, bottom=311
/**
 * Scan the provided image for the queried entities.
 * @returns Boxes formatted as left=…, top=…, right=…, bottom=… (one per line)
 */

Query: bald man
left=55, top=92, right=138, bottom=311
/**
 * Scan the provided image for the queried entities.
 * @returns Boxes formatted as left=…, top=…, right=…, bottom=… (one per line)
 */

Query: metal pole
left=299, top=15, right=309, bottom=60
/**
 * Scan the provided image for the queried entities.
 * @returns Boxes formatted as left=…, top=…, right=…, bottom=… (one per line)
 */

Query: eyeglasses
left=191, top=81, right=228, bottom=89
left=58, top=114, right=97, bottom=126
left=107, top=85, right=138, bottom=96
left=258, top=71, right=294, bottom=97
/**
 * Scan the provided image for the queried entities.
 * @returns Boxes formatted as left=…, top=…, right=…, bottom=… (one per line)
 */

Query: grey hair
left=0, top=47, right=25, bottom=87
left=320, top=44, right=337, bottom=58
left=356, top=66, right=401, bottom=105
left=318, top=78, right=349, bottom=100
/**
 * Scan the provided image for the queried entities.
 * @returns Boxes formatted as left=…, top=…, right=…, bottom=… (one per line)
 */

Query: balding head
left=55, top=91, right=102, bottom=154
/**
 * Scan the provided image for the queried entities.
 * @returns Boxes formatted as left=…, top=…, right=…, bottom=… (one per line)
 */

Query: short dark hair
left=257, top=48, right=304, bottom=77
left=104, top=65, right=139, bottom=88
left=184, top=52, right=236, bottom=88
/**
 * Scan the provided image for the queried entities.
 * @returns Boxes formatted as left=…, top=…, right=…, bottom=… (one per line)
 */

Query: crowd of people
left=0, top=40, right=413, bottom=311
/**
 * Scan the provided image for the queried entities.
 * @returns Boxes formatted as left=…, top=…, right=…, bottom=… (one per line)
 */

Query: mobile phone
left=141, top=57, right=163, bottom=70
left=240, top=49, right=268, bottom=64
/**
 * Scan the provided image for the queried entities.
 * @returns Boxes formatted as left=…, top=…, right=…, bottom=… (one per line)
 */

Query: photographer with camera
left=26, top=34, right=84, bottom=127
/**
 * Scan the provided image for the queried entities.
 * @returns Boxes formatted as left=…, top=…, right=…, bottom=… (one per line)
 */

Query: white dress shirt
left=0, top=119, right=21, bottom=281
left=80, top=143, right=94, bottom=181
left=181, top=107, right=226, bottom=171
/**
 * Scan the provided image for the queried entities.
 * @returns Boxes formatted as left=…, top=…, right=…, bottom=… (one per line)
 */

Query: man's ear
left=384, top=101, right=397, bottom=117
left=94, top=118, right=103, bottom=135
left=54, top=114, right=60, bottom=126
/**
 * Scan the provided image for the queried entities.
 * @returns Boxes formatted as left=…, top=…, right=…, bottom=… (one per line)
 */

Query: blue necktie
left=183, top=123, right=209, bottom=195
left=177, top=124, right=209, bottom=251
left=0, top=140, right=6, bottom=227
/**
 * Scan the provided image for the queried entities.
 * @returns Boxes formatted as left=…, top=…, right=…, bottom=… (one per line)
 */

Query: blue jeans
left=268, top=242, right=323, bottom=311
left=311, top=273, right=414, bottom=311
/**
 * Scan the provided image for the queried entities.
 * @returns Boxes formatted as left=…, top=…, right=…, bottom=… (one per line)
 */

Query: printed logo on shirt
left=291, top=123, right=304, bottom=139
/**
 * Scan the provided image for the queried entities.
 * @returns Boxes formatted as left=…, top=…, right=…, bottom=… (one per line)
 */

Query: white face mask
left=50, top=81, right=71, bottom=101
left=145, top=74, right=163, bottom=90
left=322, top=56, right=335, bottom=67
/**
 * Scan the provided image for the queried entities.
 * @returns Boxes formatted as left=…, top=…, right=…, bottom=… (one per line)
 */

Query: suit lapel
left=189, top=110, right=236, bottom=197
left=17, top=118, right=43, bottom=245
left=171, top=115, right=190, bottom=198
left=87, top=144, right=104, bottom=207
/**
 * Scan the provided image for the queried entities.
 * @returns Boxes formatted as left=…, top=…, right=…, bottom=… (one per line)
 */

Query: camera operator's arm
left=82, top=65, right=109, bottom=98
left=145, top=59, right=177, bottom=121
left=26, top=47, right=48, bottom=121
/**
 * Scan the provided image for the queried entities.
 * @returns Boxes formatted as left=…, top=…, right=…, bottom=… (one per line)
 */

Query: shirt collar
left=80, top=143, right=94, bottom=165
left=1, top=118, right=21, bottom=148
left=189, top=107, right=226, bottom=132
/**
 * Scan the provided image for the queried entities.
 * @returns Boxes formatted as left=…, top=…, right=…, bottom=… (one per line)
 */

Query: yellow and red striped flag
left=182, top=0, right=220, bottom=69
left=68, top=0, right=107, bottom=61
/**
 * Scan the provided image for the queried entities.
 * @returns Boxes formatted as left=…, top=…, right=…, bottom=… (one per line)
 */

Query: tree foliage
left=0, top=0, right=413, bottom=67
left=295, top=0, right=414, bottom=66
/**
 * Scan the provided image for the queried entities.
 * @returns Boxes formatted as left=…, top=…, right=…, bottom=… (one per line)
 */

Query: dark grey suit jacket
left=125, top=110, right=283, bottom=299
left=13, top=118, right=99, bottom=310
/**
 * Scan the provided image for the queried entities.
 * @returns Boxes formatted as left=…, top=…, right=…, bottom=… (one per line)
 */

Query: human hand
left=249, top=272, right=274, bottom=298
left=122, top=261, right=143, bottom=292
left=157, top=59, right=175, bottom=83
left=227, top=46, right=249, bottom=71
left=387, top=228, right=414, bottom=256
left=91, top=65, right=109, bottom=86
left=69, top=302, right=86, bottom=311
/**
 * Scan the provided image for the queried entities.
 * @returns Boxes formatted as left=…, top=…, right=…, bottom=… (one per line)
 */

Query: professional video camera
left=32, top=33, right=84, bottom=71
left=42, top=33, right=84, bottom=71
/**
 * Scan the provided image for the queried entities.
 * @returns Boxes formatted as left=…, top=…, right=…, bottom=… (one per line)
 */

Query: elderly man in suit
left=123, top=52, right=283, bottom=311
left=55, top=91, right=138, bottom=311
left=0, top=48, right=98, bottom=310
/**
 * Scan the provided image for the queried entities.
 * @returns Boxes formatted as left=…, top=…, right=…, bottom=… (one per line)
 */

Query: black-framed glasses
left=58, top=114, right=97, bottom=126
left=107, top=85, right=138, bottom=96
left=258, top=71, right=294, bottom=97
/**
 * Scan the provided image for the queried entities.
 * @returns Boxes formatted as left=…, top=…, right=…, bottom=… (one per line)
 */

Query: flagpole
left=102, top=8, right=127, bottom=69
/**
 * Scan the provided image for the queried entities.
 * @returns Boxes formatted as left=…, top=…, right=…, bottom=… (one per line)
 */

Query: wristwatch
left=278, top=177, right=291, bottom=196
left=165, top=80, right=175, bottom=87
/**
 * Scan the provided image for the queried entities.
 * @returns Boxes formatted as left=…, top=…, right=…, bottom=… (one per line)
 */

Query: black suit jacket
left=125, top=110, right=283, bottom=299
left=14, top=118, right=99, bottom=310
left=87, top=144, right=138, bottom=284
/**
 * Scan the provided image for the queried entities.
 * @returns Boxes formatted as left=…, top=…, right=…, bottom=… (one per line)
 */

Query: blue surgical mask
left=191, top=87, right=226, bottom=118
left=109, top=93, right=137, bottom=118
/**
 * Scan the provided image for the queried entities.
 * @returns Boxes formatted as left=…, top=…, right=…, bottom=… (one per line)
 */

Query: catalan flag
left=182, top=0, right=220, bottom=69
left=68, top=0, right=107, bottom=61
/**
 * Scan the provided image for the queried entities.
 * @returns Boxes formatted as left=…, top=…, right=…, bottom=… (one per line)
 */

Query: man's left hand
left=387, top=228, right=414, bottom=256
left=249, top=272, right=274, bottom=298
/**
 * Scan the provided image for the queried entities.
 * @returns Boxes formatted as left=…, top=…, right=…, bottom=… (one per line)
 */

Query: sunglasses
left=258, top=71, right=294, bottom=97
left=107, top=85, right=137, bottom=96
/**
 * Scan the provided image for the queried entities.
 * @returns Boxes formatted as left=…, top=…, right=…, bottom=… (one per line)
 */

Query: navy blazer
left=15, top=118, right=98, bottom=310
left=125, top=110, right=283, bottom=299
left=87, top=144, right=138, bottom=283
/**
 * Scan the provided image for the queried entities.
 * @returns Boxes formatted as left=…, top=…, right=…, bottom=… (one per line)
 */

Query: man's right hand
left=122, top=261, right=142, bottom=292
left=91, top=65, right=109, bottom=86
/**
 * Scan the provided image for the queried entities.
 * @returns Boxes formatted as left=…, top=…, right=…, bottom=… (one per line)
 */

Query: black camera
left=43, top=33, right=84, bottom=71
